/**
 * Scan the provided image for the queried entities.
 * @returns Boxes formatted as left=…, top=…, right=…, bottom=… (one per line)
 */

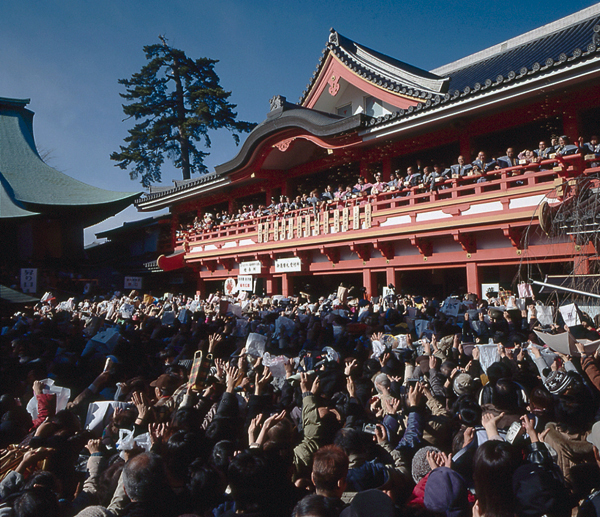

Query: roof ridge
left=431, top=3, right=600, bottom=76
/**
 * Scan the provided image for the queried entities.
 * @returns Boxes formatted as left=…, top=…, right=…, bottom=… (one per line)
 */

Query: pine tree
left=111, top=36, right=255, bottom=186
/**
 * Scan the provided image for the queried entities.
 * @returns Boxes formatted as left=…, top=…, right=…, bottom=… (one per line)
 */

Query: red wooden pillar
left=265, top=276, right=275, bottom=296
left=196, top=275, right=205, bottom=298
left=282, top=274, right=294, bottom=297
left=228, top=197, right=235, bottom=214
left=574, top=256, right=590, bottom=275
left=385, top=266, right=396, bottom=289
left=466, top=262, right=480, bottom=298
left=363, top=269, right=375, bottom=299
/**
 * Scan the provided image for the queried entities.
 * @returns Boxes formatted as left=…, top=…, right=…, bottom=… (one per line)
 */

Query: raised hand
left=383, top=396, right=401, bottom=415
left=214, top=358, right=226, bottom=379
left=225, top=364, right=243, bottom=393
left=208, top=333, right=223, bottom=354
left=346, top=376, right=356, bottom=399
left=482, top=411, right=504, bottom=440
left=255, top=369, right=273, bottom=396
left=374, top=423, right=387, bottom=444
left=132, top=391, right=150, bottom=423
left=407, top=382, right=424, bottom=408
left=86, top=438, right=102, bottom=454
left=520, top=414, right=538, bottom=442
left=463, top=427, right=475, bottom=448
left=344, top=358, right=358, bottom=377
left=248, top=414, right=263, bottom=444
left=148, top=423, right=170, bottom=445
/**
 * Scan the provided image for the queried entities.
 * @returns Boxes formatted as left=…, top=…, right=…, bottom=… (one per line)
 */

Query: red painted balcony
left=174, top=154, right=596, bottom=263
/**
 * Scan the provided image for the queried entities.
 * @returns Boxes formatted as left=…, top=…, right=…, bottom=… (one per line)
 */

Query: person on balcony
left=370, top=173, right=388, bottom=195
left=334, top=184, right=345, bottom=201
left=579, top=135, right=600, bottom=167
left=554, top=135, right=578, bottom=157
left=404, top=166, right=422, bottom=189
left=426, top=164, right=451, bottom=191
left=534, top=140, right=552, bottom=160
left=321, top=185, right=335, bottom=203
left=353, top=176, right=372, bottom=194
left=451, top=156, right=473, bottom=177
left=387, top=171, right=399, bottom=190
left=472, top=151, right=498, bottom=173
left=497, top=148, right=519, bottom=169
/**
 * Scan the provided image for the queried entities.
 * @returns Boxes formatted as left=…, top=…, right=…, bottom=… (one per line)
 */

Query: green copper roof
left=0, top=99, right=140, bottom=217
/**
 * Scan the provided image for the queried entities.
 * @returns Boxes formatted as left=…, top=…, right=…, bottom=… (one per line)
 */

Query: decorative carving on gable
left=269, top=95, right=286, bottom=112
left=328, top=29, right=339, bottom=46
left=273, top=137, right=296, bottom=152
left=328, top=74, right=340, bottom=96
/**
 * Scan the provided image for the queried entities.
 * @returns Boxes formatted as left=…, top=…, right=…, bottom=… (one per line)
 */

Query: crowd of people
left=180, top=134, right=599, bottom=236
left=2, top=283, right=600, bottom=517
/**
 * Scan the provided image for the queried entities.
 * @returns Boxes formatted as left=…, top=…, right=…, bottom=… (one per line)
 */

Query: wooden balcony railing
left=174, top=153, right=595, bottom=250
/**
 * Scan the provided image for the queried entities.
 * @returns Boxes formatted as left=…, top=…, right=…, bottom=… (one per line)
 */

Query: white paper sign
left=533, top=330, right=600, bottom=356
left=441, top=297, right=460, bottom=317
left=238, top=275, right=253, bottom=291
left=559, top=304, right=580, bottom=327
left=536, top=305, right=554, bottom=326
left=124, top=276, right=143, bottom=290
left=239, top=261, right=262, bottom=275
left=415, top=319, right=430, bottom=338
left=274, top=257, right=302, bottom=272
left=20, top=268, right=37, bottom=293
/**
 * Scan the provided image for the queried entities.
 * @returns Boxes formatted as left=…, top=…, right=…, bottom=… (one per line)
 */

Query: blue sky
left=1, top=0, right=596, bottom=244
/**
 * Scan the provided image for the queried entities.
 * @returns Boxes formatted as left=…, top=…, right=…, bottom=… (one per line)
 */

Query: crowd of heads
left=2, top=282, right=600, bottom=517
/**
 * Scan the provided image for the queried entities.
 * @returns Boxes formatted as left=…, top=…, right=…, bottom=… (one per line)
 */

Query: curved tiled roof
left=441, top=15, right=600, bottom=92
left=0, top=98, right=140, bottom=217
left=362, top=16, right=600, bottom=130
left=299, top=29, right=450, bottom=106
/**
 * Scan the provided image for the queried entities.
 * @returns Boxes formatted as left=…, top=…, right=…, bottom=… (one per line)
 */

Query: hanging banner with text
left=239, top=261, right=262, bottom=275
left=124, top=276, right=143, bottom=290
left=237, top=275, right=253, bottom=291
left=20, top=268, right=37, bottom=294
left=274, top=257, right=302, bottom=273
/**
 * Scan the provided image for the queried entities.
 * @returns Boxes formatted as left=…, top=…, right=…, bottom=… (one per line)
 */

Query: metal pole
left=530, top=280, right=600, bottom=300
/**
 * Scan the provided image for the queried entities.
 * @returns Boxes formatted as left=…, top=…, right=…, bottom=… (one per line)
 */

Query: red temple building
left=135, top=5, right=600, bottom=299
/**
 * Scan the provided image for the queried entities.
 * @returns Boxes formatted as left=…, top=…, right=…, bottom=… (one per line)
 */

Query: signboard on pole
left=274, top=257, right=302, bottom=273
left=238, top=275, right=253, bottom=291
left=239, top=261, right=261, bottom=275
left=20, top=268, right=37, bottom=293
left=124, top=276, right=143, bottom=290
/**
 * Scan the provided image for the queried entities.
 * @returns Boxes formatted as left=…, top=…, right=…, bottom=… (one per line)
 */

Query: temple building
left=135, top=4, right=600, bottom=299
left=0, top=97, right=140, bottom=271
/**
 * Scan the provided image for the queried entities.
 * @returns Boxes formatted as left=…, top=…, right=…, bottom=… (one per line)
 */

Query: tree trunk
left=161, top=36, right=191, bottom=181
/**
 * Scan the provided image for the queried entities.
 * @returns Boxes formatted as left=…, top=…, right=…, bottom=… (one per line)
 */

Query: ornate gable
left=300, top=29, right=449, bottom=117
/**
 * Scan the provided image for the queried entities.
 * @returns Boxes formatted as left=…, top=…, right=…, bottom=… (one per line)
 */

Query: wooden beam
left=410, top=236, right=432, bottom=257
left=452, top=231, right=477, bottom=254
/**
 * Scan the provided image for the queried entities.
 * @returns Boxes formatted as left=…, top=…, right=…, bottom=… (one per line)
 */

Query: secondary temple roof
left=0, top=97, right=140, bottom=220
